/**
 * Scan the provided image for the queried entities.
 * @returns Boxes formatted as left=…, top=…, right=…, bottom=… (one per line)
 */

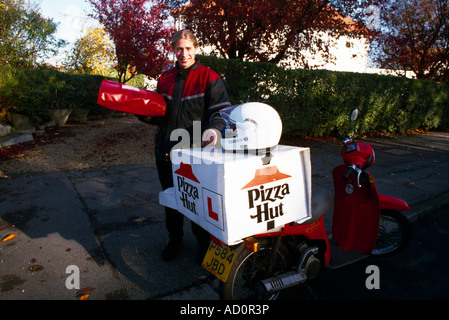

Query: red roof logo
left=174, top=162, right=200, bottom=183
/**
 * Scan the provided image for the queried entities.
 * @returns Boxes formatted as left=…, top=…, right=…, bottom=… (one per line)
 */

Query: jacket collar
left=175, top=59, right=201, bottom=75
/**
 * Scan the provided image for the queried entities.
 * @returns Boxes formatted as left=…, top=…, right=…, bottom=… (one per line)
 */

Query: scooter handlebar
left=343, top=165, right=356, bottom=180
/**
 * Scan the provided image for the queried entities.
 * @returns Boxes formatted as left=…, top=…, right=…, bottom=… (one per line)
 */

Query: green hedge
left=0, top=66, right=106, bottom=124
left=1, top=59, right=449, bottom=137
left=199, top=55, right=449, bottom=137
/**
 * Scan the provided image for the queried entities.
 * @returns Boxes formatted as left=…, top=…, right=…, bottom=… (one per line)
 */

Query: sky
left=36, top=0, right=99, bottom=64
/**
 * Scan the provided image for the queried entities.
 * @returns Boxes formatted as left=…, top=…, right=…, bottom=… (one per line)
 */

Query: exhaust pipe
left=261, top=271, right=307, bottom=293
left=260, top=246, right=321, bottom=293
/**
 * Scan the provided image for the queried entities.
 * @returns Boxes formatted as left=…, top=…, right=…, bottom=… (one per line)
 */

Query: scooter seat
left=308, top=187, right=333, bottom=223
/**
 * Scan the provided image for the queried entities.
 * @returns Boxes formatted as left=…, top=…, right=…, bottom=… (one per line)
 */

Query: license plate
left=202, top=241, right=236, bottom=282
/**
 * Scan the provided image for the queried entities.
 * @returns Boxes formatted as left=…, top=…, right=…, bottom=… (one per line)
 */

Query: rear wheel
left=219, top=238, right=290, bottom=300
left=371, top=210, right=412, bottom=257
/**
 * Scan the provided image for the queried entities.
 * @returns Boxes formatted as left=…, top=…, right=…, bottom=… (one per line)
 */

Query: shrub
left=0, top=66, right=107, bottom=125
left=199, top=55, right=449, bottom=137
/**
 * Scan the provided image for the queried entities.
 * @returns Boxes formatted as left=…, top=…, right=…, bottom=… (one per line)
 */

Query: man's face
left=174, top=38, right=197, bottom=70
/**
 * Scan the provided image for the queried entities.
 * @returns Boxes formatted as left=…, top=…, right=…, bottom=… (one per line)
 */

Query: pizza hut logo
left=174, top=162, right=200, bottom=214
left=242, top=166, right=291, bottom=230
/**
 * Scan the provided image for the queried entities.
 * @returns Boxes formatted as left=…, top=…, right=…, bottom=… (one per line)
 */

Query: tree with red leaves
left=372, top=0, right=449, bottom=82
left=168, top=0, right=382, bottom=68
left=88, top=0, right=173, bottom=83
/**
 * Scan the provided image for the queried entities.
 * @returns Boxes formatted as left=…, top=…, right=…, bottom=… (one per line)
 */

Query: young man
left=143, top=29, right=231, bottom=262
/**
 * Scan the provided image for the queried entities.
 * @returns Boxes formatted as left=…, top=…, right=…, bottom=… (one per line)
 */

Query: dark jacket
left=153, top=60, right=231, bottom=156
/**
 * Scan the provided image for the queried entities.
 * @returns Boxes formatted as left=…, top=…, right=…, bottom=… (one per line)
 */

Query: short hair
left=170, top=29, right=199, bottom=49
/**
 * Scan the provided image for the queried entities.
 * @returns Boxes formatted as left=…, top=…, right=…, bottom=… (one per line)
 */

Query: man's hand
left=202, top=129, right=219, bottom=147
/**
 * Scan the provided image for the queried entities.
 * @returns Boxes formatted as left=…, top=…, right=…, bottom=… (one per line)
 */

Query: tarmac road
left=0, top=130, right=448, bottom=300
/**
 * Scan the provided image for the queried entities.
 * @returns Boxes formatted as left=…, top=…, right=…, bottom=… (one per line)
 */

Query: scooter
left=204, top=109, right=412, bottom=300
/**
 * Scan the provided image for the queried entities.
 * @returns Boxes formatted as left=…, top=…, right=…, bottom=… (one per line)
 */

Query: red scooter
left=206, top=109, right=412, bottom=300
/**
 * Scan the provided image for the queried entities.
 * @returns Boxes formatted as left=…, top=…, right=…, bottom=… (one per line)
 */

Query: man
left=141, top=29, right=231, bottom=262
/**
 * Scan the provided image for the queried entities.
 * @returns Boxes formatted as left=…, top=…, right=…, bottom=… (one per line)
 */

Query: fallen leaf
left=196, top=275, right=209, bottom=285
left=0, top=170, right=10, bottom=179
left=2, top=234, right=16, bottom=242
left=79, top=294, right=90, bottom=300
left=133, top=217, right=146, bottom=223
left=28, top=265, right=43, bottom=272
left=77, top=287, right=95, bottom=297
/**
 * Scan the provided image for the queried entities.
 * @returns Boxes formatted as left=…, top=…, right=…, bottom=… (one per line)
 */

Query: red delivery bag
left=97, top=79, right=166, bottom=117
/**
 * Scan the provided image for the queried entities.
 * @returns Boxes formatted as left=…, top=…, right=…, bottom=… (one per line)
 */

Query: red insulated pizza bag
left=97, top=79, right=166, bottom=117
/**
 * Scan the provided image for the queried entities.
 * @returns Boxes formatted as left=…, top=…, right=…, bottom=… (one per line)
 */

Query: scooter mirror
left=350, top=109, right=359, bottom=122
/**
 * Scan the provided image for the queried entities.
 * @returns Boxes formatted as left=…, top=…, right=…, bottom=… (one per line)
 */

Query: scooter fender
left=331, top=165, right=380, bottom=254
left=378, top=193, right=410, bottom=211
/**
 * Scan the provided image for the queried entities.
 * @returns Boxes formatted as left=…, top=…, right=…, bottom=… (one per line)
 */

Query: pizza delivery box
left=97, top=79, right=166, bottom=117
left=159, top=145, right=312, bottom=245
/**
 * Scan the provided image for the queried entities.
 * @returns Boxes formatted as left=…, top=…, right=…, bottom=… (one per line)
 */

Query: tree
left=168, top=0, right=382, bottom=68
left=0, top=0, right=65, bottom=68
left=65, top=26, right=115, bottom=75
left=88, top=0, right=173, bottom=83
left=372, top=0, right=449, bottom=82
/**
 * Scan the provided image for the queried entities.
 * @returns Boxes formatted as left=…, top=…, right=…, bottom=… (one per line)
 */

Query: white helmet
left=220, top=102, right=282, bottom=151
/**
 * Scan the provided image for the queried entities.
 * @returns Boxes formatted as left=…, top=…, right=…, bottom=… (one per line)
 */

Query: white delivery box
left=159, top=145, right=312, bottom=245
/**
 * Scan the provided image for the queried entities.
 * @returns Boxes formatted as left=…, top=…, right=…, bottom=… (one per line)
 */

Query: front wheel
left=219, top=238, right=290, bottom=300
left=371, top=210, right=412, bottom=257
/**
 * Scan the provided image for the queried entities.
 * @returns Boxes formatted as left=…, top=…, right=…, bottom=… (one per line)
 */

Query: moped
left=203, top=109, right=412, bottom=300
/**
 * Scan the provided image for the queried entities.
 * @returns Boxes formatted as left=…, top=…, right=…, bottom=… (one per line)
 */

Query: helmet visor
left=219, top=105, right=241, bottom=139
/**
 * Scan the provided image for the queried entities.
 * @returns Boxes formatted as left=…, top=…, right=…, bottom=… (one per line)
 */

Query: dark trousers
left=156, top=152, right=210, bottom=246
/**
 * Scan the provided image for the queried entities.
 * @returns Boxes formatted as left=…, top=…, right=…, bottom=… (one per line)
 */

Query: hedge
left=0, top=66, right=106, bottom=125
left=1, top=58, right=449, bottom=137
left=199, top=55, right=449, bottom=137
